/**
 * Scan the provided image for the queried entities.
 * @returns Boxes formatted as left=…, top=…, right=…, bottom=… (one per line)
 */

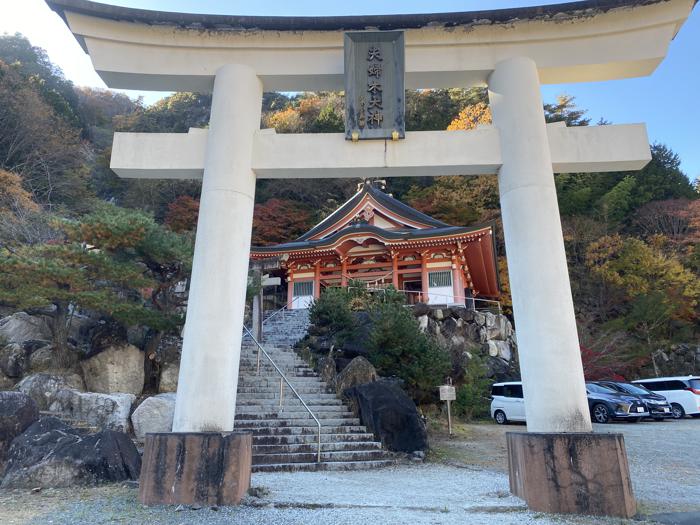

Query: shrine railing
left=346, top=285, right=502, bottom=314
left=242, top=325, right=322, bottom=464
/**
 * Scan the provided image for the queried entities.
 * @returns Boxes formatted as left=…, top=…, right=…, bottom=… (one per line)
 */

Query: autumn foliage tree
left=252, top=199, right=314, bottom=245
left=446, top=102, right=492, bottom=131
left=165, top=195, right=200, bottom=233
left=586, top=234, right=700, bottom=354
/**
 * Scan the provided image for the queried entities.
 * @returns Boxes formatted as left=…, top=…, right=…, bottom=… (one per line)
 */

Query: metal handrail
left=242, top=325, right=322, bottom=464
left=261, top=298, right=298, bottom=326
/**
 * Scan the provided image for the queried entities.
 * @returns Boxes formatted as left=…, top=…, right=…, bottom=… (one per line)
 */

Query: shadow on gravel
left=642, top=512, right=700, bottom=525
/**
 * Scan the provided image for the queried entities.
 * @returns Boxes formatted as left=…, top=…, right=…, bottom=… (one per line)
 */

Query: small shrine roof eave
left=297, top=183, right=449, bottom=242
left=47, top=0, right=675, bottom=32
left=250, top=222, right=495, bottom=257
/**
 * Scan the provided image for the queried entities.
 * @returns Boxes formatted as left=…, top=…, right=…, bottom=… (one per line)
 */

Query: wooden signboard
left=439, top=385, right=456, bottom=401
left=344, top=31, right=405, bottom=141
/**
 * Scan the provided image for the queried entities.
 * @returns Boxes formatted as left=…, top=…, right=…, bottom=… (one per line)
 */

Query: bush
left=308, top=287, right=356, bottom=344
left=453, top=355, right=492, bottom=421
left=367, top=301, right=450, bottom=403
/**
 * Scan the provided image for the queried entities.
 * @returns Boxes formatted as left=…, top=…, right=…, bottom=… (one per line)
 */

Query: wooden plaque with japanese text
left=344, top=31, right=405, bottom=140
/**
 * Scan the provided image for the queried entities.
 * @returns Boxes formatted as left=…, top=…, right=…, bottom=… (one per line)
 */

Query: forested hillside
left=1, top=34, right=698, bottom=379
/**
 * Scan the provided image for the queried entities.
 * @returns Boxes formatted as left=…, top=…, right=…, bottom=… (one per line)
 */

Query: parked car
left=594, top=381, right=673, bottom=421
left=490, top=382, right=525, bottom=424
left=585, top=382, right=649, bottom=424
left=632, top=376, right=700, bottom=419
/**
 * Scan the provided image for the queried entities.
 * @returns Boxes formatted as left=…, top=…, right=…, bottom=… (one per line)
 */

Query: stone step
left=237, top=384, right=324, bottom=391
left=251, top=433, right=376, bottom=445
left=239, top=311, right=386, bottom=472
left=236, top=399, right=343, bottom=407
left=236, top=392, right=337, bottom=400
left=236, top=411, right=354, bottom=420
left=238, top=364, right=313, bottom=371
left=237, top=403, right=347, bottom=411
left=253, top=441, right=381, bottom=455
left=236, top=388, right=329, bottom=395
left=237, top=377, right=324, bottom=385
left=235, top=418, right=361, bottom=428
left=234, top=425, right=368, bottom=436
left=252, top=459, right=393, bottom=473
left=253, top=449, right=386, bottom=465
left=236, top=409, right=354, bottom=421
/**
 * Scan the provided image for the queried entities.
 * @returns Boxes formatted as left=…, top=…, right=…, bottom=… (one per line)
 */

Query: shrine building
left=251, top=181, right=499, bottom=309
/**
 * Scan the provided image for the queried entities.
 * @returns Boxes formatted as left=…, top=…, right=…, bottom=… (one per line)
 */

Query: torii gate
left=48, top=0, right=694, bottom=516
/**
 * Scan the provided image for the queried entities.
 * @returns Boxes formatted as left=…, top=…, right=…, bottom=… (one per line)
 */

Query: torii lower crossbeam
left=111, top=123, right=650, bottom=180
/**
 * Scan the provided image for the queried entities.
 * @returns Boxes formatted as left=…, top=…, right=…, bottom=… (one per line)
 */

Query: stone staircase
left=237, top=309, right=392, bottom=472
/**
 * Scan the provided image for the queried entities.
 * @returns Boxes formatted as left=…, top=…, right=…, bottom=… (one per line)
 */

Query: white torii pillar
left=172, top=64, right=262, bottom=432
left=488, top=57, right=591, bottom=433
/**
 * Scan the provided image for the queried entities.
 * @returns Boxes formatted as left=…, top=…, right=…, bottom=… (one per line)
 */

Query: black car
left=594, top=381, right=673, bottom=421
left=585, top=382, right=649, bottom=424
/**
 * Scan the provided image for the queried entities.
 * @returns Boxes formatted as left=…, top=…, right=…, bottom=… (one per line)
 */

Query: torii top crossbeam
left=48, top=0, right=693, bottom=92
left=46, top=0, right=694, bottom=462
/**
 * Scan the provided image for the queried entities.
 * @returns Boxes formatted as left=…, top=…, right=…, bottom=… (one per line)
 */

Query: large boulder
left=131, top=393, right=176, bottom=441
left=486, top=340, right=512, bottom=361
left=48, top=389, right=134, bottom=432
left=0, top=313, right=51, bottom=345
left=156, top=335, right=182, bottom=393
left=0, top=343, right=26, bottom=378
left=0, top=391, right=39, bottom=469
left=67, top=313, right=99, bottom=350
left=158, top=362, right=179, bottom=393
left=484, top=315, right=512, bottom=341
left=80, top=343, right=144, bottom=396
left=334, top=356, right=377, bottom=395
left=15, top=373, right=85, bottom=411
left=26, top=343, right=80, bottom=374
left=0, top=341, right=81, bottom=379
left=345, top=381, right=428, bottom=453
left=317, top=356, right=337, bottom=387
left=0, top=372, right=14, bottom=390
left=412, top=303, right=431, bottom=316
left=1, top=417, right=140, bottom=488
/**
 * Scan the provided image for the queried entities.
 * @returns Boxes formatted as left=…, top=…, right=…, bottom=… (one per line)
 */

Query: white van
left=490, top=381, right=525, bottom=424
left=632, top=376, right=700, bottom=419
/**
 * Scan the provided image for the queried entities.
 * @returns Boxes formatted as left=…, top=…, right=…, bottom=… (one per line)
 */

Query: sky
left=1, top=0, right=698, bottom=181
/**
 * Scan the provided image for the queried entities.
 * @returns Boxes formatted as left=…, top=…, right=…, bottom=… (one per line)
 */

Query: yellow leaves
left=586, top=234, right=700, bottom=318
left=264, top=107, right=303, bottom=133
left=446, top=102, right=492, bottom=131
left=0, top=169, right=39, bottom=213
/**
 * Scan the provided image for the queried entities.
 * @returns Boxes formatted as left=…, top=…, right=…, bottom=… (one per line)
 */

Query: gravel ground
left=0, top=418, right=697, bottom=525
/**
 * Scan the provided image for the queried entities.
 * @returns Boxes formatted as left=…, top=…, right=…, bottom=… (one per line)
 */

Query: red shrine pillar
left=286, top=271, right=294, bottom=307
left=313, top=261, right=321, bottom=299
left=452, top=259, right=462, bottom=304
left=340, top=257, right=348, bottom=287
left=391, top=253, right=399, bottom=289
left=420, top=252, right=429, bottom=303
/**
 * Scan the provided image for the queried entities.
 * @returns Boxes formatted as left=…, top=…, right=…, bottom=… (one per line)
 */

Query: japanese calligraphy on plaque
left=344, top=31, right=405, bottom=141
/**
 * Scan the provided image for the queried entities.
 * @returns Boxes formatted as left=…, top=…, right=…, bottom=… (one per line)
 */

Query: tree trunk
left=143, top=329, right=164, bottom=393
left=48, top=302, right=75, bottom=369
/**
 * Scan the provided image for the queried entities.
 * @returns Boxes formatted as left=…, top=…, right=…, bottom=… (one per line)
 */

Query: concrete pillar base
left=507, top=432, right=636, bottom=518
left=139, top=432, right=252, bottom=506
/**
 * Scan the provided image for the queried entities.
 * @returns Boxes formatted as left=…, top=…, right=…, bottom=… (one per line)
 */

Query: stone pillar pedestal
left=139, top=432, right=252, bottom=506
left=507, top=432, right=636, bottom=518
